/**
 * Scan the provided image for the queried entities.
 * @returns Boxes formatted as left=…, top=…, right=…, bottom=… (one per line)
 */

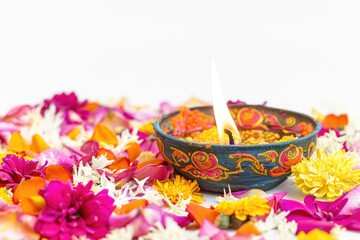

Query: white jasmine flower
left=115, top=178, right=164, bottom=208
left=215, top=186, right=238, bottom=202
left=163, top=196, right=190, bottom=216
left=107, top=129, right=141, bottom=155
left=139, top=217, right=206, bottom=240
left=104, top=225, right=135, bottom=240
left=93, top=173, right=117, bottom=194
left=73, top=161, right=101, bottom=186
left=91, top=154, right=114, bottom=170
left=316, top=130, right=345, bottom=154
left=254, top=209, right=297, bottom=240
left=21, top=104, right=63, bottom=149
left=343, top=117, right=360, bottom=152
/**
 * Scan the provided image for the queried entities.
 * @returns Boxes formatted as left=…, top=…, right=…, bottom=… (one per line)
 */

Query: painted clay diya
left=153, top=105, right=321, bottom=192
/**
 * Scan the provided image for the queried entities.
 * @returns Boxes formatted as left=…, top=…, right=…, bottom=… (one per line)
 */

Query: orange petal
left=323, top=114, right=349, bottom=129
left=137, top=158, right=164, bottom=170
left=30, top=134, right=50, bottom=154
left=8, top=131, right=30, bottom=153
left=13, top=177, right=46, bottom=215
left=67, top=126, right=81, bottom=140
left=44, top=165, right=72, bottom=183
left=126, top=142, right=142, bottom=162
left=20, top=195, right=46, bottom=215
left=115, top=199, right=148, bottom=215
left=97, top=148, right=116, bottom=160
left=85, top=102, right=100, bottom=112
left=107, top=156, right=130, bottom=171
left=90, top=123, right=118, bottom=146
left=13, top=177, right=46, bottom=204
left=186, top=203, right=220, bottom=226
left=236, top=221, right=261, bottom=236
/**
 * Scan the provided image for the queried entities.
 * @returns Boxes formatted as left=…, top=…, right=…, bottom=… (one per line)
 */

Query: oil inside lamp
left=211, top=58, right=241, bottom=145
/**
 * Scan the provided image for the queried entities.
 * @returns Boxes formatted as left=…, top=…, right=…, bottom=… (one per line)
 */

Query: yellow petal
left=20, top=195, right=46, bottom=215
left=67, top=126, right=81, bottom=140
left=7, top=131, right=30, bottom=153
left=30, top=134, right=50, bottom=154
left=90, top=123, right=118, bottom=146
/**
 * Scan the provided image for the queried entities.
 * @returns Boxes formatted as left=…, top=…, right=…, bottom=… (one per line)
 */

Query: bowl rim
left=153, top=104, right=322, bottom=149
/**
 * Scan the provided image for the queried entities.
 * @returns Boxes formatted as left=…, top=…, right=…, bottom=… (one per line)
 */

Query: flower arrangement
left=0, top=92, right=359, bottom=239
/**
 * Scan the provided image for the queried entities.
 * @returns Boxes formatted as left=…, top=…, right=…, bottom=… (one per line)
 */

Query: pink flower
left=279, top=186, right=360, bottom=233
left=0, top=154, right=44, bottom=190
left=34, top=181, right=115, bottom=240
left=109, top=204, right=191, bottom=238
left=41, top=92, right=89, bottom=124
left=33, top=149, right=77, bottom=171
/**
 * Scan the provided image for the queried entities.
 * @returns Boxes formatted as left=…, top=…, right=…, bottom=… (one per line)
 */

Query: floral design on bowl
left=153, top=105, right=321, bottom=192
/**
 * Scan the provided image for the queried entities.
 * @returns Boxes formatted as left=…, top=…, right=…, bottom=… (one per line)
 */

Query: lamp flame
left=211, top=58, right=241, bottom=144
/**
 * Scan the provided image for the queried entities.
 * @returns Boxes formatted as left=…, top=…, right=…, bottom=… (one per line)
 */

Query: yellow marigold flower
left=153, top=175, right=205, bottom=204
left=292, top=149, right=360, bottom=201
left=297, top=229, right=336, bottom=240
left=0, top=187, right=13, bottom=204
left=277, top=135, right=296, bottom=143
left=215, top=196, right=270, bottom=221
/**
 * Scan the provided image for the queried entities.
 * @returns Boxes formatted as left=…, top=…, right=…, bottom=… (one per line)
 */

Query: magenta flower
left=0, top=154, right=44, bottom=190
left=279, top=186, right=360, bottom=233
left=35, top=181, right=115, bottom=240
left=41, top=92, right=89, bottom=124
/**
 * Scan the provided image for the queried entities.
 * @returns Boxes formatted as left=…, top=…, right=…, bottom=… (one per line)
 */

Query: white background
left=0, top=1, right=360, bottom=239
left=0, top=1, right=359, bottom=116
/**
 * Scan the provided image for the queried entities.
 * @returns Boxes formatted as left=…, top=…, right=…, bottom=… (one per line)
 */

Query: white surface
left=0, top=2, right=359, bottom=238
left=0, top=0, right=359, bottom=116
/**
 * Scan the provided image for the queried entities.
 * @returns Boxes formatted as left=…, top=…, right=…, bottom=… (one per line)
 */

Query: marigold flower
left=153, top=175, right=205, bottom=205
left=34, top=181, right=115, bottom=239
left=292, top=149, right=360, bottom=200
left=297, top=229, right=336, bottom=240
left=0, top=187, right=13, bottom=204
left=215, top=196, right=270, bottom=221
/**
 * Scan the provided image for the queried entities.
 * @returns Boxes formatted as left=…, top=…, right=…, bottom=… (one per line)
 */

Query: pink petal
left=231, top=190, right=250, bottom=199
left=0, top=122, right=18, bottom=132
left=133, top=165, right=173, bottom=182
left=279, top=199, right=311, bottom=214
left=199, top=220, right=230, bottom=240
left=339, top=186, right=360, bottom=215
left=296, top=219, right=335, bottom=233
left=336, top=209, right=360, bottom=231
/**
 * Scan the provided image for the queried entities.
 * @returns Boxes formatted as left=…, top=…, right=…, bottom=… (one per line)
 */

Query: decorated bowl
left=153, top=105, right=321, bottom=192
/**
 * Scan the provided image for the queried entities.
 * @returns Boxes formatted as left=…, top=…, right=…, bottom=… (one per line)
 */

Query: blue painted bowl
left=153, top=105, right=321, bottom=192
